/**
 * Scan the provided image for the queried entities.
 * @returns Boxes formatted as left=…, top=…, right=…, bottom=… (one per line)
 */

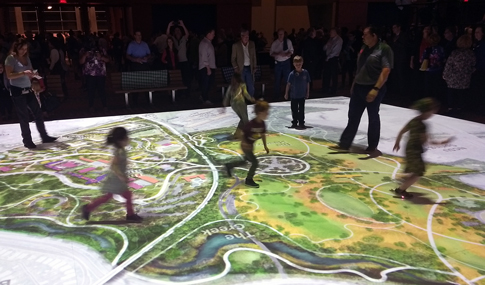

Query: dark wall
left=151, top=4, right=217, bottom=36
left=367, top=2, right=400, bottom=27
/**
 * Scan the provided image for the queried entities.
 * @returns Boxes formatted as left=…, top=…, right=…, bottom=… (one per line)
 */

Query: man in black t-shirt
left=226, top=101, right=270, bottom=188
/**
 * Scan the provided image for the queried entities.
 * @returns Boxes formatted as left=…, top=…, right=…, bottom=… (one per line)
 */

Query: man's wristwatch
left=372, top=86, right=380, bottom=91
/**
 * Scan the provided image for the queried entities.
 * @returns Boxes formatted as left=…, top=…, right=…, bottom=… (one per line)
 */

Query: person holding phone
left=80, top=45, right=109, bottom=112
left=4, top=38, right=56, bottom=149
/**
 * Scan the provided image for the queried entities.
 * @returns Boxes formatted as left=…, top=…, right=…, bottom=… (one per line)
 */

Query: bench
left=45, top=74, right=64, bottom=98
left=254, top=65, right=273, bottom=96
left=111, top=70, right=186, bottom=107
left=215, top=68, right=229, bottom=98
left=216, top=66, right=273, bottom=98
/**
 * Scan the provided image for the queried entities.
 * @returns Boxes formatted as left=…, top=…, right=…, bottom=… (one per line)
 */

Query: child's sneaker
left=81, top=205, right=90, bottom=220
left=126, top=214, right=143, bottom=222
left=245, top=178, right=259, bottom=188
left=400, top=191, right=413, bottom=199
left=394, top=188, right=413, bottom=199
left=225, top=163, right=233, bottom=177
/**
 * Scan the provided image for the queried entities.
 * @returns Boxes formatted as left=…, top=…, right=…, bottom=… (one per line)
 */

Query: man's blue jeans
left=339, top=83, right=387, bottom=151
left=242, top=66, right=255, bottom=98
left=274, top=59, right=291, bottom=100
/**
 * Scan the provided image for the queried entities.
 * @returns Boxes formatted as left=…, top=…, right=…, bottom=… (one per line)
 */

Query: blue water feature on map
left=153, top=234, right=448, bottom=284
left=0, top=222, right=112, bottom=248
left=155, top=234, right=391, bottom=270
left=155, top=234, right=252, bottom=269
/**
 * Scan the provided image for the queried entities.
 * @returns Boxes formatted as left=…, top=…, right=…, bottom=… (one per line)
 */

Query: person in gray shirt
left=4, top=38, right=56, bottom=149
left=333, top=26, right=393, bottom=156
left=198, top=28, right=216, bottom=105
left=323, top=28, right=343, bottom=94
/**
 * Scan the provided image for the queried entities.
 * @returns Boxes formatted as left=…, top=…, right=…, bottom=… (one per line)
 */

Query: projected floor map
left=0, top=97, right=484, bottom=285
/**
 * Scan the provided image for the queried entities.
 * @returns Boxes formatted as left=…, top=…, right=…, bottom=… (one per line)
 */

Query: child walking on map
left=393, top=98, right=454, bottom=198
left=284, top=56, right=310, bottom=129
left=82, top=127, right=143, bottom=221
left=223, top=73, right=256, bottom=140
left=225, top=100, right=270, bottom=188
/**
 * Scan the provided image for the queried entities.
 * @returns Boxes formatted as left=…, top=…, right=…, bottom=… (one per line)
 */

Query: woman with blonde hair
left=443, top=35, right=476, bottom=115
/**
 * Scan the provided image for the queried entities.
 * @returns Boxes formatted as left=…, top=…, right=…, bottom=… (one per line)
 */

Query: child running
left=225, top=100, right=270, bottom=188
left=223, top=73, right=256, bottom=139
left=393, top=98, right=453, bottom=198
left=284, top=55, right=310, bottom=129
left=82, top=127, right=143, bottom=221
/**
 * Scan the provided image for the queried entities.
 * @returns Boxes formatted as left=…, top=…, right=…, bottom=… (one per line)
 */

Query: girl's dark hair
left=106, top=127, right=128, bottom=148
left=9, top=38, right=29, bottom=57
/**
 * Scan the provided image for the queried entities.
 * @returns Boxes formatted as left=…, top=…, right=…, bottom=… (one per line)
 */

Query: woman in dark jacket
left=161, top=36, right=178, bottom=70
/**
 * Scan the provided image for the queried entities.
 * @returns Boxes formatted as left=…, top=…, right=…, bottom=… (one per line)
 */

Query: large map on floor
left=0, top=97, right=484, bottom=285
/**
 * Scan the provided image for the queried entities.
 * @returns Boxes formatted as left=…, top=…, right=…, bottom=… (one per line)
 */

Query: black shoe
left=225, top=163, right=233, bottom=177
left=245, top=178, right=259, bottom=188
left=297, top=124, right=307, bottom=129
left=290, top=124, right=298, bottom=128
left=42, top=136, right=58, bottom=143
left=126, top=214, right=143, bottom=222
left=24, top=141, right=37, bottom=149
left=82, top=204, right=90, bottom=220
left=395, top=188, right=413, bottom=199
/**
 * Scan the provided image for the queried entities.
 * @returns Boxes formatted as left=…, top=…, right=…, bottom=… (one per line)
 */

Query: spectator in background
left=0, top=35, right=9, bottom=60
left=441, top=26, right=457, bottom=60
left=341, top=31, right=360, bottom=89
left=168, top=20, right=191, bottom=96
left=79, top=44, right=109, bottom=112
left=161, top=36, right=178, bottom=70
left=111, top=32, right=124, bottom=72
left=188, top=31, right=200, bottom=86
left=25, top=31, right=42, bottom=71
left=388, top=23, right=409, bottom=97
left=153, top=32, right=167, bottom=55
left=472, top=25, right=485, bottom=109
left=67, top=30, right=82, bottom=78
left=270, top=28, right=294, bottom=101
left=199, top=28, right=216, bottom=105
left=420, top=33, right=446, bottom=101
left=323, top=28, right=343, bottom=95
left=0, top=62, right=12, bottom=121
left=126, top=31, right=151, bottom=71
left=410, top=26, right=431, bottom=99
left=47, top=38, right=68, bottom=99
left=301, top=28, right=319, bottom=90
left=98, top=32, right=108, bottom=51
left=215, top=34, right=228, bottom=67
left=443, top=35, right=476, bottom=115
left=231, top=29, right=257, bottom=98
